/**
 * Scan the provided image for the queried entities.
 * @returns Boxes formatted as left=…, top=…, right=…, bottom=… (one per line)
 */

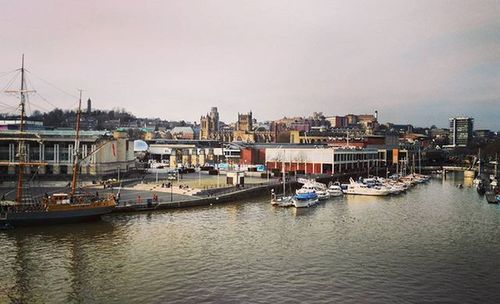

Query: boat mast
left=412, top=154, right=416, bottom=174
left=282, top=149, right=286, bottom=196
left=495, top=153, right=498, bottom=179
left=478, top=148, right=481, bottom=176
left=15, top=55, right=27, bottom=203
left=71, top=90, right=83, bottom=196
left=418, top=146, right=422, bottom=174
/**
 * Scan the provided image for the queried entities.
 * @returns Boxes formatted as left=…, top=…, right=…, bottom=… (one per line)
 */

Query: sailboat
left=270, top=150, right=293, bottom=207
left=0, top=56, right=116, bottom=228
left=473, top=148, right=483, bottom=186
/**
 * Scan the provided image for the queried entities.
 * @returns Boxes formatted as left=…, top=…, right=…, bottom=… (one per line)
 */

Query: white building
left=0, top=130, right=135, bottom=176
left=265, top=147, right=382, bottom=174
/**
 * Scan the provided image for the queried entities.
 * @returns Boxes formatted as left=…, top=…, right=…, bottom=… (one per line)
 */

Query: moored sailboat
left=270, top=150, right=293, bottom=207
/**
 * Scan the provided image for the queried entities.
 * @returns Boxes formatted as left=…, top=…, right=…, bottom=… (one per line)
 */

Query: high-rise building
left=449, top=117, right=474, bottom=147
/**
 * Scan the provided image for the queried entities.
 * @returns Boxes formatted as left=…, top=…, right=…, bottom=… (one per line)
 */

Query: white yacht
left=327, top=182, right=343, bottom=197
left=346, top=178, right=391, bottom=196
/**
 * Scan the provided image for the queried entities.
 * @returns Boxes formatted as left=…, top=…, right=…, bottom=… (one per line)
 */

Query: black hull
left=0, top=206, right=114, bottom=228
left=131, top=202, right=160, bottom=212
left=485, top=193, right=499, bottom=204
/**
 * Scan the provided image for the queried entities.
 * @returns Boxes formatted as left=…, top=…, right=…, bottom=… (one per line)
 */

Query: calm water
left=1, top=173, right=500, bottom=303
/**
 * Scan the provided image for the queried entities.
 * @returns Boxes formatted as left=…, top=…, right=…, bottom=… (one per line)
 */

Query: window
left=60, top=144, right=69, bottom=162
left=45, top=144, right=55, bottom=161
left=29, top=144, right=39, bottom=161
left=0, top=145, right=9, bottom=161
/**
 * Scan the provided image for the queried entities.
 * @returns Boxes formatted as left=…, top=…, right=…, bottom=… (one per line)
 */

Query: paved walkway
left=124, top=182, right=201, bottom=196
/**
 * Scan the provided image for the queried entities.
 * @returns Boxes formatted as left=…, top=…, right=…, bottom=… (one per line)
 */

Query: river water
left=1, top=173, right=499, bottom=303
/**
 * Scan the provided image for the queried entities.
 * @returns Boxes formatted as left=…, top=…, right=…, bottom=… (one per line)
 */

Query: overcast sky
left=1, top=0, right=499, bottom=129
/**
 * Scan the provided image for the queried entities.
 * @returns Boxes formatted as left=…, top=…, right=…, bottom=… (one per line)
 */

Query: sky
left=0, top=0, right=499, bottom=130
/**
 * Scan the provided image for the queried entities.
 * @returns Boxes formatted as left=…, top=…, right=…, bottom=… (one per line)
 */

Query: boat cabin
left=51, top=193, right=71, bottom=204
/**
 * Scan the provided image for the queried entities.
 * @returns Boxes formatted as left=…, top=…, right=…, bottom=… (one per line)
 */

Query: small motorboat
left=271, top=192, right=294, bottom=207
left=485, top=192, right=499, bottom=204
left=293, top=192, right=319, bottom=208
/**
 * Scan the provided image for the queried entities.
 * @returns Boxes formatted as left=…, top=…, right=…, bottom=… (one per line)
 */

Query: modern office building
left=449, top=117, right=474, bottom=147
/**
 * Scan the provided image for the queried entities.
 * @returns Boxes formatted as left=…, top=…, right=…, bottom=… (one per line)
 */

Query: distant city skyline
left=1, top=0, right=499, bottom=130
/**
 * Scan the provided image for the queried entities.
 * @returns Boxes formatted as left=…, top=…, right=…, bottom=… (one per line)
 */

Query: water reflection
left=464, top=176, right=474, bottom=188
left=1, top=221, right=117, bottom=303
left=1, top=175, right=500, bottom=303
left=291, top=206, right=318, bottom=217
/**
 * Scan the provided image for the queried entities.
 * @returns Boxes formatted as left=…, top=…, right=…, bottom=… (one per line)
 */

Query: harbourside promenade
left=112, top=181, right=292, bottom=212
left=110, top=169, right=376, bottom=213
left=0, top=168, right=393, bottom=213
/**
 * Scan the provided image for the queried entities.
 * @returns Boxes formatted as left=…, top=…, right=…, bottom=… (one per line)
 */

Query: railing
left=442, top=166, right=473, bottom=172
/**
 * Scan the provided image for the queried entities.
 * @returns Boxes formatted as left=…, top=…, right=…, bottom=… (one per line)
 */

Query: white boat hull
left=328, top=191, right=343, bottom=197
left=317, top=192, right=330, bottom=200
left=271, top=196, right=294, bottom=207
left=346, top=191, right=389, bottom=196
left=293, top=198, right=318, bottom=208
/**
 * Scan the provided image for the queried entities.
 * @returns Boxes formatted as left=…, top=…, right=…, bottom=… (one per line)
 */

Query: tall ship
left=0, top=56, right=116, bottom=228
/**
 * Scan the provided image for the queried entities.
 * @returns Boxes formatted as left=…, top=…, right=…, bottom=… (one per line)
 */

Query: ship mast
left=3, top=55, right=38, bottom=203
left=16, top=55, right=27, bottom=203
left=71, top=90, right=83, bottom=196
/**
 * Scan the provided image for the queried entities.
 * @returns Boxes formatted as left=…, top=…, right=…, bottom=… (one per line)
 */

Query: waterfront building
left=146, top=139, right=224, bottom=167
left=448, top=117, right=474, bottom=147
left=265, top=147, right=382, bottom=175
left=288, top=131, right=395, bottom=147
left=0, top=130, right=135, bottom=176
